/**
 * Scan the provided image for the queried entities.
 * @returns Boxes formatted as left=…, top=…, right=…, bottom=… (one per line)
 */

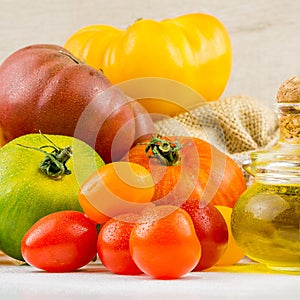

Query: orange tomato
left=78, top=162, right=155, bottom=224
left=215, top=205, right=245, bottom=266
left=124, top=136, right=247, bottom=208
left=129, top=205, right=201, bottom=279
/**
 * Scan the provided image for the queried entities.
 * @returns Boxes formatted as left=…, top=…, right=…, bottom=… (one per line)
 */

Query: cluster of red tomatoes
left=20, top=204, right=229, bottom=279
left=21, top=136, right=246, bottom=279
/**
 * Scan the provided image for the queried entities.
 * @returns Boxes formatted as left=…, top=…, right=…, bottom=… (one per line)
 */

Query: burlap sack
left=154, top=95, right=279, bottom=181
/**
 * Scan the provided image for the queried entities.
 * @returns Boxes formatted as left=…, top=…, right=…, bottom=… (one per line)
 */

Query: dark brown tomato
left=0, top=44, right=153, bottom=162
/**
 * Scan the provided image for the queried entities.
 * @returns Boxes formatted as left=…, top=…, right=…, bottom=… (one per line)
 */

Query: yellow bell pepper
left=65, top=13, right=232, bottom=116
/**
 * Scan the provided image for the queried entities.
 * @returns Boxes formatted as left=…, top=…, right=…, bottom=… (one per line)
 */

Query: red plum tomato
left=21, top=210, right=98, bottom=272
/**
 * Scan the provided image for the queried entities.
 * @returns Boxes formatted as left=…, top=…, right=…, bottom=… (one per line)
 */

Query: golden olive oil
left=232, top=182, right=300, bottom=271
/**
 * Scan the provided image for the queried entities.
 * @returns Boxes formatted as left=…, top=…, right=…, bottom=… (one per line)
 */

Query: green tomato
left=0, top=133, right=104, bottom=261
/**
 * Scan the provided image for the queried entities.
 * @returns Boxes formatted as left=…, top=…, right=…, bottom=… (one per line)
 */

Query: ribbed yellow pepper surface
left=64, top=13, right=232, bottom=116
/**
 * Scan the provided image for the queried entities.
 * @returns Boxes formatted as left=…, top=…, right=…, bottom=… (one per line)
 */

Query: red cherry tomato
left=129, top=205, right=201, bottom=279
left=97, top=213, right=142, bottom=275
left=181, top=200, right=228, bottom=271
left=21, top=210, right=98, bottom=272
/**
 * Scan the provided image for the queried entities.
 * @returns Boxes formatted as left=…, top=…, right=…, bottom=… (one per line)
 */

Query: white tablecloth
left=0, top=253, right=299, bottom=300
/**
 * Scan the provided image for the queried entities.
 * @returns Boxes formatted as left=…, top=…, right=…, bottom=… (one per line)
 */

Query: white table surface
left=0, top=253, right=299, bottom=300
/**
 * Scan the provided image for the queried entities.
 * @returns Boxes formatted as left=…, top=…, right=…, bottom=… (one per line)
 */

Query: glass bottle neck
left=243, top=102, right=300, bottom=184
left=278, top=103, right=300, bottom=144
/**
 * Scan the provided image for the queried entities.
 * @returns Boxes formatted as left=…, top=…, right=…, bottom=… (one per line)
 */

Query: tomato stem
left=145, top=136, right=181, bottom=166
left=58, top=50, right=81, bottom=65
left=17, top=131, right=73, bottom=179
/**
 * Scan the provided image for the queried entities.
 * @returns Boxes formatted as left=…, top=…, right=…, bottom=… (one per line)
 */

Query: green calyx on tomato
left=17, top=131, right=73, bottom=179
left=145, top=136, right=181, bottom=166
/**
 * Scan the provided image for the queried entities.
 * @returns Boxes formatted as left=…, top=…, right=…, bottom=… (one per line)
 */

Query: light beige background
left=0, top=0, right=299, bottom=107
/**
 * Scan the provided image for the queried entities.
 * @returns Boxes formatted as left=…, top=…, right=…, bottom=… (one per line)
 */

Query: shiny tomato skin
left=129, top=205, right=201, bottom=279
left=21, top=210, right=98, bottom=272
left=181, top=200, right=228, bottom=271
left=124, top=136, right=247, bottom=208
left=0, top=44, right=155, bottom=163
left=97, top=213, right=142, bottom=275
left=78, top=162, right=155, bottom=224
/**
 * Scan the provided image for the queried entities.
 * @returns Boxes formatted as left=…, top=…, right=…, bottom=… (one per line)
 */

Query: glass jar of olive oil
left=231, top=76, right=300, bottom=272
